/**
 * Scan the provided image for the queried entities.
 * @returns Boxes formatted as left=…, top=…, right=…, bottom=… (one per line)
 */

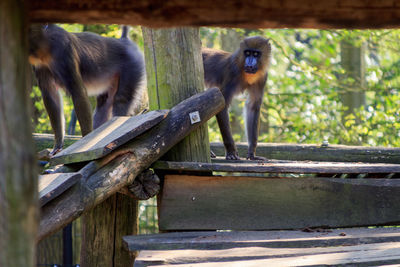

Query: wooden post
left=142, top=27, right=211, bottom=163
left=339, top=40, right=366, bottom=119
left=0, top=1, right=38, bottom=266
left=80, top=193, right=138, bottom=267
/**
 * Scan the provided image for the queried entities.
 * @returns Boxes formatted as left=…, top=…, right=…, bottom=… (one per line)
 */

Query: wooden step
left=123, top=228, right=400, bottom=266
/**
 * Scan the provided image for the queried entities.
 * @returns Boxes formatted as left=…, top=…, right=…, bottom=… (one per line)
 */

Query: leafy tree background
left=31, top=26, right=400, bottom=147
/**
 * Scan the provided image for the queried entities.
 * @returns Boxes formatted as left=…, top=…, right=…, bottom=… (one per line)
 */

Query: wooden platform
left=124, top=227, right=400, bottom=266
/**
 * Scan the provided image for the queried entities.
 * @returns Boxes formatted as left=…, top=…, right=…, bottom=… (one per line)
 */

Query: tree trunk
left=0, top=1, right=38, bottom=266
left=142, top=27, right=210, bottom=163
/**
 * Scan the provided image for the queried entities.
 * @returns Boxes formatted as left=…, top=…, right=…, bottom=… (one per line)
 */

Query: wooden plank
left=29, top=0, right=400, bottom=29
left=38, top=88, right=225, bottom=241
left=124, top=227, right=400, bottom=251
left=211, top=142, right=400, bottom=164
left=38, top=173, right=81, bottom=206
left=33, top=133, right=80, bottom=152
left=152, top=160, right=400, bottom=174
left=51, top=110, right=169, bottom=165
left=128, top=228, right=400, bottom=266
left=158, top=175, right=400, bottom=231
left=134, top=242, right=400, bottom=266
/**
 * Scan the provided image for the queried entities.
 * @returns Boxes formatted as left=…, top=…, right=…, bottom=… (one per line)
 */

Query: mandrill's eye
left=244, top=50, right=251, bottom=56
left=253, top=51, right=260, bottom=57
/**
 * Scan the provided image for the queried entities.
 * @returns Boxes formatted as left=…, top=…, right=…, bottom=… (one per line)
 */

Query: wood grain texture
left=29, top=0, right=400, bottom=29
left=152, top=160, right=400, bottom=174
left=34, top=136, right=400, bottom=164
left=33, top=133, right=80, bottom=152
left=50, top=110, right=169, bottom=165
left=38, top=172, right=81, bottom=206
left=124, top=227, right=400, bottom=250
left=158, top=175, right=400, bottom=231
left=0, top=1, right=37, bottom=266
left=210, top=142, right=400, bottom=164
left=38, top=88, right=225, bottom=241
left=126, top=228, right=400, bottom=267
left=134, top=242, right=400, bottom=266
left=142, top=27, right=210, bottom=163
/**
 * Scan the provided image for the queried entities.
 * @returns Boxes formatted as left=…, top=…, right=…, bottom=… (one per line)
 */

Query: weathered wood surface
left=38, top=88, right=225, bottom=241
left=143, top=28, right=210, bottom=163
left=124, top=227, right=400, bottom=250
left=159, top=175, right=400, bottom=231
left=135, top=242, right=400, bottom=266
left=38, top=172, right=81, bottom=206
left=33, top=133, right=80, bottom=153
left=0, top=1, right=37, bottom=266
left=211, top=142, right=400, bottom=164
left=34, top=136, right=400, bottom=164
left=29, top=0, right=400, bottom=29
left=126, top=228, right=400, bottom=266
left=51, top=110, right=169, bottom=165
left=80, top=193, right=138, bottom=267
left=153, top=160, right=400, bottom=174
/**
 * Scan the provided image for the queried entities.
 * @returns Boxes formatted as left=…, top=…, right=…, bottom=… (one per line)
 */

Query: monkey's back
left=73, top=32, right=145, bottom=84
left=202, top=47, right=236, bottom=89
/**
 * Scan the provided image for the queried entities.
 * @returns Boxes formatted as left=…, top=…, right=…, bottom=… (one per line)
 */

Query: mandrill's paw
left=226, top=151, right=240, bottom=160
left=247, top=153, right=266, bottom=161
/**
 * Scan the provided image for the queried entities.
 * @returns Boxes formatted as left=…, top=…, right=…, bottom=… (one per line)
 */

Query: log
left=158, top=175, right=400, bottom=231
left=29, top=0, right=400, bottom=29
left=38, top=87, right=225, bottom=241
left=210, top=142, right=400, bottom=164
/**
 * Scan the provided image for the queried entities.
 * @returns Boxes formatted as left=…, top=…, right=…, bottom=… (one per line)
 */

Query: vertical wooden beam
left=81, top=193, right=138, bottom=267
left=0, top=0, right=38, bottom=266
left=339, top=40, right=366, bottom=119
left=142, top=27, right=211, bottom=163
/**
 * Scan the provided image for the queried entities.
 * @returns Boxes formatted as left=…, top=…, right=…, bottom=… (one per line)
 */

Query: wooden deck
left=125, top=227, right=400, bottom=266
